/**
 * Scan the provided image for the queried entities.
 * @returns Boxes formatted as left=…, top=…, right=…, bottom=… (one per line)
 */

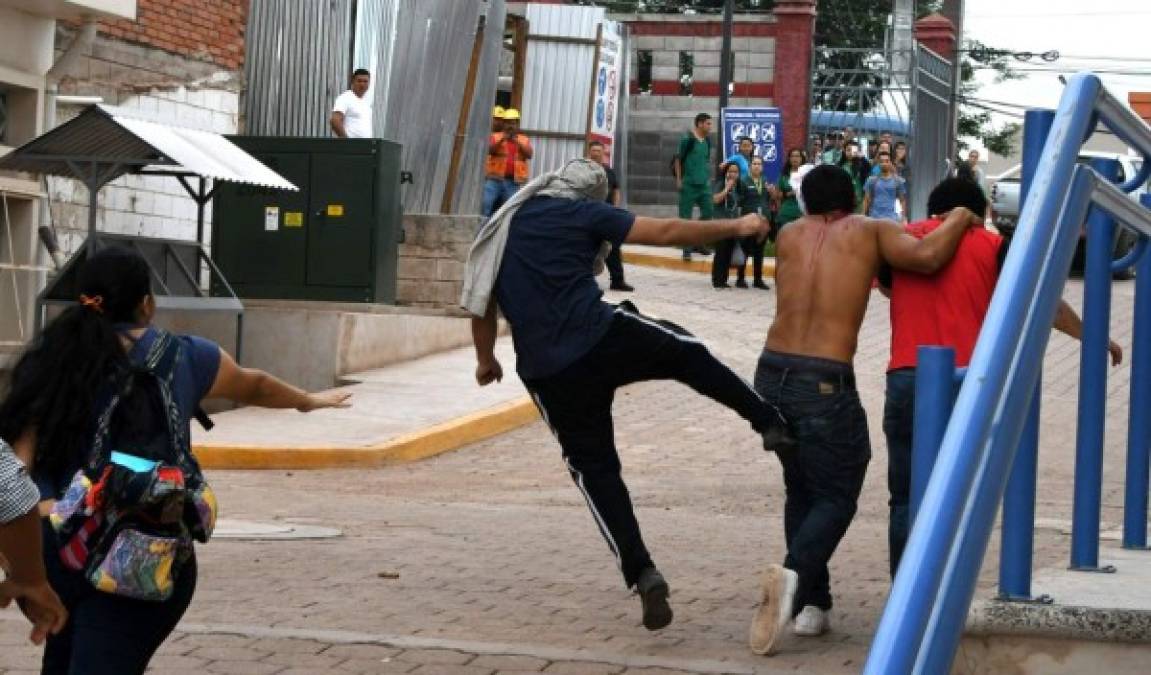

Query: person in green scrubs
left=673, top=113, right=715, bottom=261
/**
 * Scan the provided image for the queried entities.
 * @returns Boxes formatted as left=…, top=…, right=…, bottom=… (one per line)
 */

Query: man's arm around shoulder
left=876, top=207, right=979, bottom=274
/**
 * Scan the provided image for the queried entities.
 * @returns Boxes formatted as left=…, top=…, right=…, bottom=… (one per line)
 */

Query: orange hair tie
left=78, top=294, right=105, bottom=314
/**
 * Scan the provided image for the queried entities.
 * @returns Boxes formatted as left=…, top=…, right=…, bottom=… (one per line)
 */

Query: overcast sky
left=961, top=0, right=1151, bottom=151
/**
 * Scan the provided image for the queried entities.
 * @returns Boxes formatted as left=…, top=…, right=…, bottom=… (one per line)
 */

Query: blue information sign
left=720, top=107, right=784, bottom=184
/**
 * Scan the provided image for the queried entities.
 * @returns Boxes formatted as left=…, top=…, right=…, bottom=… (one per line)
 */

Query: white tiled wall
left=51, top=85, right=240, bottom=258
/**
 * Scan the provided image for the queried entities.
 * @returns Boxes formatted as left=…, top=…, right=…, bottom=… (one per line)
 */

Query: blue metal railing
left=864, top=73, right=1151, bottom=674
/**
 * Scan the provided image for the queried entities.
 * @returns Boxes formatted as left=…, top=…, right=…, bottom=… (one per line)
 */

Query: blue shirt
left=864, top=174, right=907, bottom=220
left=35, top=328, right=221, bottom=499
left=495, top=197, right=636, bottom=379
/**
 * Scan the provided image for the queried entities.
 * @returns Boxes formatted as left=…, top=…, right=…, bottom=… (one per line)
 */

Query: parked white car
left=989, top=152, right=1148, bottom=278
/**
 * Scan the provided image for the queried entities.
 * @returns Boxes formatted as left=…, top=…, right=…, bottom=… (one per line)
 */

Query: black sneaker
left=753, top=280, right=771, bottom=290
left=735, top=278, right=749, bottom=289
left=610, top=281, right=635, bottom=292
left=636, top=567, right=673, bottom=630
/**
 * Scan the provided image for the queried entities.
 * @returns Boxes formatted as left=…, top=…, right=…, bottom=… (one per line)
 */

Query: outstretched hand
left=297, top=391, right=353, bottom=412
left=1109, top=340, right=1124, bottom=367
left=737, top=212, right=770, bottom=241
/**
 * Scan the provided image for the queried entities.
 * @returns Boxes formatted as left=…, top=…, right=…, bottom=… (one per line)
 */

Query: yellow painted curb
left=193, top=396, right=540, bottom=470
left=622, top=250, right=776, bottom=278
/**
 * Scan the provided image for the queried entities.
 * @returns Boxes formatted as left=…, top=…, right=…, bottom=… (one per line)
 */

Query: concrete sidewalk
left=191, top=247, right=767, bottom=471
left=623, top=244, right=777, bottom=278
left=192, top=341, right=536, bottom=469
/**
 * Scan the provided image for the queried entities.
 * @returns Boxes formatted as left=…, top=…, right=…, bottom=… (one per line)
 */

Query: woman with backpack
left=0, top=245, right=350, bottom=674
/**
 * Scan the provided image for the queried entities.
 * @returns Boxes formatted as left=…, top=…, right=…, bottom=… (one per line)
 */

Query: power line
left=965, top=10, right=1151, bottom=19
left=1058, top=54, right=1151, bottom=64
left=970, top=64, right=1151, bottom=77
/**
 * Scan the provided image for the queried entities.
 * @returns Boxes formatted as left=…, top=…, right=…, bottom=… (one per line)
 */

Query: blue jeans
left=40, top=520, right=197, bottom=675
left=883, top=370, right=916, bottom=578
left=482, top=178, right=522, bottom=217
left=754, top=351, right=871, bottom=613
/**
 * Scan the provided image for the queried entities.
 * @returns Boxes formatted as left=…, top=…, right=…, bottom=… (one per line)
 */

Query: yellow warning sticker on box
left=284, top=211, right=304, bottom=227
left=264, top=206, right=279, bottom=231
left=326, top=204, right=345, bottom=217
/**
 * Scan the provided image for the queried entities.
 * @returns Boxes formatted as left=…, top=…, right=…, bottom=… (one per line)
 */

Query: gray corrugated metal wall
left=521, top=4, right=605, bottom=178
left=243, top=0, right=355, bottom=137
left=243, top=0, right=504, bottom=214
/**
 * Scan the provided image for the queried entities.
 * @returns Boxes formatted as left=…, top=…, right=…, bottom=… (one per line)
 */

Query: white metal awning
left=0, top=104, right=297, bottom=191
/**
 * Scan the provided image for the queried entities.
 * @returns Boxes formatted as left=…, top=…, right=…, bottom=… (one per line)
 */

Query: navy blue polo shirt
left=494, top=196, right=635, bottom=379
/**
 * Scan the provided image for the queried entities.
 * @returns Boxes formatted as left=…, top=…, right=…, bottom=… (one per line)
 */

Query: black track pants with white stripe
left=523, top=306, right=779, bottom=588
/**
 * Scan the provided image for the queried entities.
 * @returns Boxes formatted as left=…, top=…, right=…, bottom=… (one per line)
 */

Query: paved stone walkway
left=0, top=261, right=1137, bottom=674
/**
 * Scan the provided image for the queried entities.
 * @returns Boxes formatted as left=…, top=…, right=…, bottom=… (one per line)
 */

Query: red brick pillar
left=772, top=0, right=816, bottom=154
left=914, top=13, right=957, bottom=60
left=1129, top=93, right=1151, bottom=124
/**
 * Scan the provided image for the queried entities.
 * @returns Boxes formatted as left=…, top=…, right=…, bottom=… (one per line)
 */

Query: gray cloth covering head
left=460, top=158, right=614, bottom=317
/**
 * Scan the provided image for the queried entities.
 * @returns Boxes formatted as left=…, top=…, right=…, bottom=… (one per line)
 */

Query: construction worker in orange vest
left=491, top=105, right=505, bottom=134
left=483, top=108, right=533, bottom=217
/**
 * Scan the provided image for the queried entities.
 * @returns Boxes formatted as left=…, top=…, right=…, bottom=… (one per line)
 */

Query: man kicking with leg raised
left=463, top=158, right=790, bottom=631
left=748, top=164, right=980, bottom=655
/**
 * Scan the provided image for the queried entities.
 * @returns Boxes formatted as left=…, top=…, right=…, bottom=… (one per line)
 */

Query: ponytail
left=0, top=305, right=127, bottom=478
left=0, top=245, right=151, bottom=480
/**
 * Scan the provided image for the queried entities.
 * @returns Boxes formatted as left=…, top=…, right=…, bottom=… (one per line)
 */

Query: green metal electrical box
left=211, top=137, right=402, bottom=303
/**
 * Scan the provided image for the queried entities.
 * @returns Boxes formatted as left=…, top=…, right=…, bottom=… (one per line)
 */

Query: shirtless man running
left=747, top=164, right=980, bottom=655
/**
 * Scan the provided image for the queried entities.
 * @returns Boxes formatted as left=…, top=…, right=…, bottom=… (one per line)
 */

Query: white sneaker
left=793, top=605, right=830, bottom=637
left=749, top=564, right=798, bottom=655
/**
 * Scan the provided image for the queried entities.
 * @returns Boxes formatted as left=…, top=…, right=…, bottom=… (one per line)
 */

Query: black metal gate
left=810, top=41, right=955, bottom=221
left=909, top=44, right=955, bottom=221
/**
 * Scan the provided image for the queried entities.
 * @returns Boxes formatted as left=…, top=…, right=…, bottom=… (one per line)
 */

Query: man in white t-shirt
left=330, top=69, right=373, bottom=139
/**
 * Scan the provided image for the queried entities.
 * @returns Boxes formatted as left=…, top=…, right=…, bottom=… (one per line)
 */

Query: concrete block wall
left=49, top=28, right=243, bottom=260
left=396, top=214, right=480, bottom=309
left=613, top=13, right=777, bottom=207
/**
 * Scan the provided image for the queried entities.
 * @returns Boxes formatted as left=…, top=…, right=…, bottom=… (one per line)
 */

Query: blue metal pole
left=910, top=347, right=957, bottom=524
left=999, top=381, right=1042, bottom=599
left=915, top=170, right=1097, bottom=675
left=1069, top=156, right=1121, bottom=571
left=1020, top=111, right=1057, bottom=215
left=997, top=109, right=1056, bottom=601
left=1123, top=192, right=1151, bottom=549
left=864, top=72, right=1104, bottom=674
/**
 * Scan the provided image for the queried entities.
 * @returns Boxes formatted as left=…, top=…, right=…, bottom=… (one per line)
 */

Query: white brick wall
left=51, top=86, right=240, bottom=259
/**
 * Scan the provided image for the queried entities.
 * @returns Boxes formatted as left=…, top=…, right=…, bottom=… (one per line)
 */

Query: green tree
left=956, top=39, right=1023, bottom=156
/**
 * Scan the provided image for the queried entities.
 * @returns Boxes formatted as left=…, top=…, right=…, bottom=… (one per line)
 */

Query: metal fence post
left=910, top=346, right=956, bottom=523
left=1070, top=156, right=1121, bottom=572
left=999, top=380, right=1048, bottom=600
left=1123, top=192, right=1151, bottom=549
left=997, top=108, right=1056, bottom=599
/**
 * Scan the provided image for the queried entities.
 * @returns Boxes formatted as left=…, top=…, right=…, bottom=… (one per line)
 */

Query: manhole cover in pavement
left=213, top=519, right=342, bottom=540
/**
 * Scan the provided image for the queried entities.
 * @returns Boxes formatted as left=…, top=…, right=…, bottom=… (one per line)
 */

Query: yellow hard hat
left=492, top=105, right=505, bottom=118
left=502, top=108, right=521, bottom=121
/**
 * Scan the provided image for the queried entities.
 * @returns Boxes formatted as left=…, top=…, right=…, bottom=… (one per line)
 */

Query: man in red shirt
left=879, top=177, right=1123, bottom=576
